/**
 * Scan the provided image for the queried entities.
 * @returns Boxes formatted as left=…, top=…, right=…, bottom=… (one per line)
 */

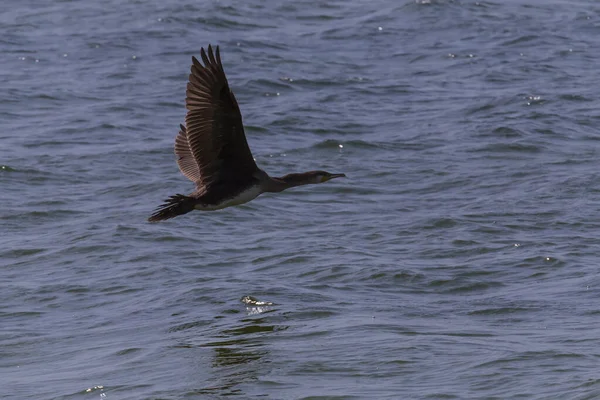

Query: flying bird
left=149, top=45, right=345, bottom=222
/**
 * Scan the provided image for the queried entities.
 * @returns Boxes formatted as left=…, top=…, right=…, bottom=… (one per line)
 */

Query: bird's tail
left=148, top=194, right=195, bottom=222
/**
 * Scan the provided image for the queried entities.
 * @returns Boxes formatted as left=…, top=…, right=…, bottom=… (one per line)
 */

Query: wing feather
left=174, top=124, right=201, bottom=183
left=181, top=44, right=258, bottom=189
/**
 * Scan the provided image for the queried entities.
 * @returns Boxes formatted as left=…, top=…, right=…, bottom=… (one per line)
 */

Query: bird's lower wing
left=174, top=124, right=202, bottom=183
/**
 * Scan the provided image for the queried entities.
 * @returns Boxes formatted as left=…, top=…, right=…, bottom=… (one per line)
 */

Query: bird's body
left=194, top=179, right=263, bottom=211
left=149, top=45, right=345, bottom=222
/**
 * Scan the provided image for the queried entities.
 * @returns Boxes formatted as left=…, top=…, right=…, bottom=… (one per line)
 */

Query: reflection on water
left=194, top=339, right=267, bottom=397
left=175, top=311, right=287, bottom=397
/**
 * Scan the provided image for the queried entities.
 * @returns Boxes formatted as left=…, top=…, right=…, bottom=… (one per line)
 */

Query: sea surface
left=3, top=0, right=600, bottom=399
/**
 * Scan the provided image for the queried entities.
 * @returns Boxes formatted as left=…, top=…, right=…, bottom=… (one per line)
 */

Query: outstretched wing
left=182, top=45, right=258, bottom=189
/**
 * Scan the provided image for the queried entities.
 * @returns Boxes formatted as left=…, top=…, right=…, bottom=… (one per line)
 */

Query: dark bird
left=149, top=45, right=345, bottom=222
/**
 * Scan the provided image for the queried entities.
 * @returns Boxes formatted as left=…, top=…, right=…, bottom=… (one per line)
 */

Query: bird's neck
left=262, top=173, right=315, bottom=193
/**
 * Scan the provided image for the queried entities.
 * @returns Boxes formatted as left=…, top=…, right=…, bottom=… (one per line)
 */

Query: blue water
left=3, top=0, right=600, bottom=398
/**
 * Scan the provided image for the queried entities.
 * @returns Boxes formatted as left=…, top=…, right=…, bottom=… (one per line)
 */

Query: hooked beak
left=324, top=173, right=346, bottom=182
left=321, top=173, right=346, bottom=183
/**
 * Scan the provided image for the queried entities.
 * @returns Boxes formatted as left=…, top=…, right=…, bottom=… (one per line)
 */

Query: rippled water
left=4, top=0, right=600, bottom=398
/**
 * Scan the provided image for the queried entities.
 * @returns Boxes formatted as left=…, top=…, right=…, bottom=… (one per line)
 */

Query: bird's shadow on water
left=169, top=303, right=286, bottom=397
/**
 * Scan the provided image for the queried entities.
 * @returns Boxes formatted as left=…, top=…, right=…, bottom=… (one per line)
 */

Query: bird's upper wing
left=180, top=45, right=258, bottom=190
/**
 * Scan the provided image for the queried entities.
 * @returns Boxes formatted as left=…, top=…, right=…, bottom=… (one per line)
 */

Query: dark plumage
left=149, top=45, right=345, bottom=222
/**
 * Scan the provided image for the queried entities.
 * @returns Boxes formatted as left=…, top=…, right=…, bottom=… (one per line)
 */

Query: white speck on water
left=157, top=17, right=162, bottom=21
left=526, top=95, right=542, bottom=106
left=378, top=26, right=383, bottom=31
left=85, top=385, right=104, bottom=393
left=63, top=53, right=67, bottom=57
left=132, top=55, right=137, bottom=60
left=339, top=144, right=343, bottom=149
left=241, top=295, right=274, bottom=307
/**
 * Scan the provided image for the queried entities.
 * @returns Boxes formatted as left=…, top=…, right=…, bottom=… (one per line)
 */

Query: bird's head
left=274, top=170, right=346, bottom=190
left=310, top=170, right=346, bottom=184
